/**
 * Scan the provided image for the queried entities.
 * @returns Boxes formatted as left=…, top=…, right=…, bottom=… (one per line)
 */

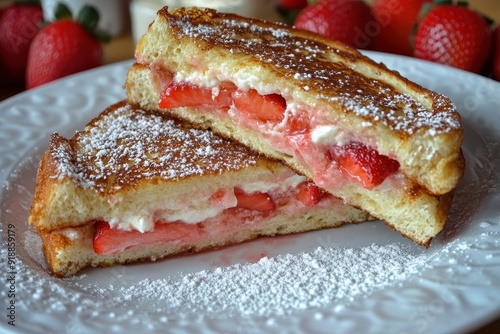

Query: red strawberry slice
left=286, top=113, right=310, bottom=135
left=233, top=89, right=286, bottom=123
left=93, top=221, right=201, bottom=255
left=328, top=142, right=400, bottom=189
left=159, top=82, right=236, bottom=109
left=296, top=181, right=324, bottom=207
left=159, top=83, right=286, bottom=124
left=234, top=188, right=275, bottom=212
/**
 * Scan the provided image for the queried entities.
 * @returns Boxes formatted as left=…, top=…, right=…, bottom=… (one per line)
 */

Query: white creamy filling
left=165, top=190, right=237, bottom=224
left=174, top=68, right=277, bottom=96
left=60, top=228, right=83, bottom=240
left=107, top=175, right=303, bottom=233
left=239, top=174, right=306, bottom=194
left=109, top=211, right=155, bottom=233
left=310, top=125, right=351, bottom=147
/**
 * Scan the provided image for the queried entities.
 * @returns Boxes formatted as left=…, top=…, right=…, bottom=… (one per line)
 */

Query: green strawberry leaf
left=75, top=5, right=111, bottom=43
left=54, top=2, right=72, bottom=20
left=77, top=5, right=99, bottom=32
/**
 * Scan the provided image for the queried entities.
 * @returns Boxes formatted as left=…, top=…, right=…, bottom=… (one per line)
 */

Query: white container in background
left=41, top=0, right=130, bottom=37
left=130, top=0, right=282, bottom=44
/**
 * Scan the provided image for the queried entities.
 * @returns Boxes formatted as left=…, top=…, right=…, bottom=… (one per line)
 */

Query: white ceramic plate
left=1, top=54, right=499, bottom=334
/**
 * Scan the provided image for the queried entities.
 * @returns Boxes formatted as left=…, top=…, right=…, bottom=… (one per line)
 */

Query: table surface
left=0, top=1, right=499, bottom=332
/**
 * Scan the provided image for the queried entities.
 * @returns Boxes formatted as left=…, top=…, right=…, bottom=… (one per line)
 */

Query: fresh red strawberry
left=493, top=25, right=500, bottom=81
left=279, top=0, right=308, bottom=11
left=234, top=188, right=275, bottom=212
left=25, top=4, right=109, bottom=89
left=0, top=3, right=43, bottom=86
left=233, top=90, right=286, bottom=123
left=26, top=19, right=102, bottom=89
left=294, top=0, right=376, bottom=49
left=413, top=5, right=493, bottom=74
left=296, top=181, right=324, bottom=207
left=93, top=221, right=200, bottom=255
left=159, top=82, right=236, bottom=109
left=371, top=0, right=431, bottom=56
left=328, top=142, right=400, bottom=189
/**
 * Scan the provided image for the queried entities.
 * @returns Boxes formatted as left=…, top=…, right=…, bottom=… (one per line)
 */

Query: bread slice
left=125, top=6, right=464, bottom=247
left=28, top=101, right=370, bottom=277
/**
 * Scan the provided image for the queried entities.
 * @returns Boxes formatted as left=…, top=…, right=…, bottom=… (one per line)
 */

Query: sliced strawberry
left=93, top=221, right=201, bottom=255
left=159, top=82, right=235, bottom=109
left=233, top=89, right=286, bottom=123
left=234, top=188, right=275, bottom=212
left=159, top=82, right=286, bottom=123
left=328, top=142, right=400, bottom=189
left=296, top=181, right=324, bottom=207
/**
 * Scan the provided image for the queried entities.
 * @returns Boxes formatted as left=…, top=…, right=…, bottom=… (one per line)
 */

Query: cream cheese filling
left=107, top=174, right=306, bottom=233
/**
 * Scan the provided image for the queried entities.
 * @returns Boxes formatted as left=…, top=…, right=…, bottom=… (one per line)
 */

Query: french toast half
left=126, top=6, right=465, bottom=247
left=29, top=101, right=370, bottom=277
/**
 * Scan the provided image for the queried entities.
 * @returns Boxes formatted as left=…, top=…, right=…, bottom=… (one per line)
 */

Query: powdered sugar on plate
left=10, top=229, right=428, bottom=319
left=105, top=243, right=427, bottom=318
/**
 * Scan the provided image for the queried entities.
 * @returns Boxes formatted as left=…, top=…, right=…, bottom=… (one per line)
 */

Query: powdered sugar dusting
left=164, top=8, right=461, bottom=135
left=50, top=104, right=257, bottom=193
left=73, top=243, right=427, bottom=318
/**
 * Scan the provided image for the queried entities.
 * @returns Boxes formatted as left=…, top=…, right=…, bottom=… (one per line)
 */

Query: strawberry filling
left=93, top=182, right=327, bottom=255
left=328, top=142, right=400, bottom=189
left=159, top=81, right=400, bottom=189
left=159, top=82, right=285, bottom=123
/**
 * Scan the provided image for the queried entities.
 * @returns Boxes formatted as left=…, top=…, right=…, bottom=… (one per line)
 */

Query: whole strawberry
left=0, top=2, right=43, bottom=86
left=414, top=5, right=492, bottom=73
left=294, top=0, right=376, bottom=49
left=371, top=0, right=431, bottom=56
left=26, top=4, right=108, bottom=89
